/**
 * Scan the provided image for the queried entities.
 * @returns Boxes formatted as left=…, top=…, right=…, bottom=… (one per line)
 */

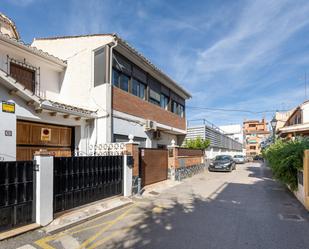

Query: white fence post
left=123, top=154, right=133, bottom=197
left=34, top=151, right=54, bottom=226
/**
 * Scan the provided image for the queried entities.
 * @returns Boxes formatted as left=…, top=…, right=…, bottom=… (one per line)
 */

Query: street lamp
left=270, top=117, right=277, bottom=143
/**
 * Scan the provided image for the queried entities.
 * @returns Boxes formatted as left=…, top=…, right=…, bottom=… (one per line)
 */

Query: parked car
left=208, top=155, right=236, bottom=172
left=253, top=155, right=264, bottom=162
left=233, top=155, right=246, bottom=164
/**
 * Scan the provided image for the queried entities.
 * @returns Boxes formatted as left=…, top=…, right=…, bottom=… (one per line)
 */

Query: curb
left=43, top=201, right=133, bottom=235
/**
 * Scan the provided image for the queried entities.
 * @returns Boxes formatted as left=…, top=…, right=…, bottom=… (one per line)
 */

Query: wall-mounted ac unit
left=153, top=130, right=161, bottom=140
left=145, top=120, right=157, bottom=131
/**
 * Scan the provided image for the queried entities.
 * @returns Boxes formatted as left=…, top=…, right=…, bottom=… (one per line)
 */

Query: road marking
left=77, top=204, right=135, bottom=249
left=35, top=204, right=133, bottom=249
left=86, top=220, right=141, bottom=249
left=16, top=245, right=37, bottom=249
left=56, top=234, right=80, bottom=249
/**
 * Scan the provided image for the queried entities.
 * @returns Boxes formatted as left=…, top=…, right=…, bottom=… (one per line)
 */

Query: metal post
left=137, top=178, right=142, bottom=195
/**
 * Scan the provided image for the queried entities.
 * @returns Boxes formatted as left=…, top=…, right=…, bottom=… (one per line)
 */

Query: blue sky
left=2, top=0, right=309, bottom=126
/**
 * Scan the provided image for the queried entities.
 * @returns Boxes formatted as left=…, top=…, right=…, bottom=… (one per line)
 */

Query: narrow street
left=2, top=162, right=309, bottom=249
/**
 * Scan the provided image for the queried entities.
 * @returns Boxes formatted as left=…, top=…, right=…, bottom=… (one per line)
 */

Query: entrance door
left=16, top=120, right=73, bottom=161
left=139, top=148, right=168, bottom=186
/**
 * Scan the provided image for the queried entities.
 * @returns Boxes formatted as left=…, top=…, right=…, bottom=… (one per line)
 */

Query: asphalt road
left=1, top=162, right=309, bottom=249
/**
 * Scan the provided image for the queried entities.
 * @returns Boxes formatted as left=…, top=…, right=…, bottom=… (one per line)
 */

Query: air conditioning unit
left=145, top=120, right=157, bottom=131
left=153, top=130, right=161, bottom=140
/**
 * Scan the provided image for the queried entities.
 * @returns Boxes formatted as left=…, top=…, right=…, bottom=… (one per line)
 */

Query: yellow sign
left=2, top=101, right=15, bottom=113
left=41, top=128, right=51, bottom=141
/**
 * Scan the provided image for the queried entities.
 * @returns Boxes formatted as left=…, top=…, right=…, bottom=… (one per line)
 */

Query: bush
left=183, top=137, right=210, bottom=150
left=262, top=137, right=309, bottom=190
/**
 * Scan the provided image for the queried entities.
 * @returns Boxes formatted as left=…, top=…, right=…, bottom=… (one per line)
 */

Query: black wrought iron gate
left=53, top=156, right=123, bottom=213
left=0, top=161, right=34, bottom=232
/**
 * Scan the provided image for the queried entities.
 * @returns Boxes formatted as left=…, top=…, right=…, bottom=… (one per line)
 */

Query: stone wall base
left=168, top=164, right=206, bottom=181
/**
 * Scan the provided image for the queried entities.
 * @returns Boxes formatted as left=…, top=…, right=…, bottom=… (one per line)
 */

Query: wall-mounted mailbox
left=127, top=156, right=134, bottom=168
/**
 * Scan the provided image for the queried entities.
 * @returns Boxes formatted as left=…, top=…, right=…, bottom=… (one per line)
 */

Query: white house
left=0, top=13, right=191, bottom=161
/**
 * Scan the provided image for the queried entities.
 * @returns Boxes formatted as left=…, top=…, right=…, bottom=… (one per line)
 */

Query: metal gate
left=53, top=156, right=123, bottom=213
left=0, top=161, right=34, bottom=232
left=139, top=148, right=168, bottom=186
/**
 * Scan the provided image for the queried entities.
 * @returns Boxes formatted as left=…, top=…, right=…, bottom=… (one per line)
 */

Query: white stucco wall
left=301, top=102, right=309, bottom=124
left=0, top=84, right=89, bottom=160
left=0, top=41, right=63, bottom=102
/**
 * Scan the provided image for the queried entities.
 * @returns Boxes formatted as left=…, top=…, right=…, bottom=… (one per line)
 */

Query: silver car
left=233, top=155, right=246, bottom=164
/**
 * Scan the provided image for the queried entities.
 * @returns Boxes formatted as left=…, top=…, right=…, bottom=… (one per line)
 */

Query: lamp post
left=270, top=117, right=277, bottom=143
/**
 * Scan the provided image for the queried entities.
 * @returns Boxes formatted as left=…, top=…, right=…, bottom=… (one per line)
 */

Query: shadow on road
left=101, top=163, right=309, bottom=249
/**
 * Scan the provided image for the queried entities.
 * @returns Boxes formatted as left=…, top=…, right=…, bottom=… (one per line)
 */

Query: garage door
left=139, top=148, right=168, bottom=186
left=16, top=120, right=73, bottom=161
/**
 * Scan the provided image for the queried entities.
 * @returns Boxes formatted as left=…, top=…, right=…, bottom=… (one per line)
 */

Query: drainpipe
left=107, top=37, right=118, bottom=143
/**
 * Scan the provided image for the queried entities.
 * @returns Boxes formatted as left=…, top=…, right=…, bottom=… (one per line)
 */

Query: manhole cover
left=148, top=191, right=160, bottom=195
left=279, top=214, right=304, bottom=221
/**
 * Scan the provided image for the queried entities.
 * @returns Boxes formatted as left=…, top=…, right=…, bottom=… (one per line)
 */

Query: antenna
left=299, top=73, right=308, bottom=101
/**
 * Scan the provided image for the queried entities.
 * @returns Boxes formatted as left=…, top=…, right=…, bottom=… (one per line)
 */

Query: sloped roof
left=0, top=32, right=66, bottom=67
left=0, top=68, right=96, bottom=118
left=34, top=33, right=191, bottom=98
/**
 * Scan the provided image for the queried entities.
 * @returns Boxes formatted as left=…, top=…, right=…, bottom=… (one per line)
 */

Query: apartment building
left=278, top=100, right=309, bottom=138
left=0, top=12, right=191, bottom=161
left=243, top=119, right=270, bottom=156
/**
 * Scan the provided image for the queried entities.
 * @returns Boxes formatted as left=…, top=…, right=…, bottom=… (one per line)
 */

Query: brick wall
left=125, top=143, right=139, bottom=176
left=112, top=86, right=186, bottom=130
left=168, top=147, right=204, bottom=169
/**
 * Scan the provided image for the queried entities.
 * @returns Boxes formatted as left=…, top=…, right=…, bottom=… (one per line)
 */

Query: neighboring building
left=275, top=110, right=295, bottom=132
left=186, top=120, right=243, bottom=159
left=243, top=119, right=270, bottom=156
left=278, top=100, right=309, bottom=138
left=219, top=124, right=244, bottom=144
left=0, top=13, right=191, bottom=161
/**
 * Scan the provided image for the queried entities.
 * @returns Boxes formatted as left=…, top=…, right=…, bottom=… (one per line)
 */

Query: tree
left=183, top=137, right=210, bottom=150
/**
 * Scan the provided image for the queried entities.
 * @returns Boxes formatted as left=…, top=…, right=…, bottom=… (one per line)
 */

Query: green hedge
left=183, top=137, right=210, bottom=150
left=262, top=137, right=309, bottom=190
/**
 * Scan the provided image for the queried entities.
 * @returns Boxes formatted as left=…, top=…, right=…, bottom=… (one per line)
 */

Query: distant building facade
left=243, top=119, right=270, bottom=156
left=278, top=100, right=309, bottom=138
left=186, top=121, right=243, bottom=159
left=219, top=124, right=244, bottom=144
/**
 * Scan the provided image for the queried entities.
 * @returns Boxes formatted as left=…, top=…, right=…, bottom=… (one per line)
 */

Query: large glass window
left=172, top=100, right=185, bottom=117
left=112, top=68, right=129, bottom=92
left=112, top=69, right=120, bottom=87
left=120, top=74, right=129, bottom=92
left=160, top=94, right=169, bottom=110
left=149, top=89, right=161, bottom=106
left=132, top=79, right=145, bottom=99
left=94, top=48, right=106, bottom=87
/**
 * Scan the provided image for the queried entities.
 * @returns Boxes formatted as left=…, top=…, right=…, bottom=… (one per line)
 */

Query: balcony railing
left=6, top=55, right=41, bottom=97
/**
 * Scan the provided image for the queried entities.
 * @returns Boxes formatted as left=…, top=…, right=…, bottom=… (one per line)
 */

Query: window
left=10, top=62, right=35, bottom=92
left=112, top=69, right=120, bottom=86
left=112, top=68, right=129, bottom=92
left=149, top=89, right=161, bottom=106
left=132, top=79, right=145, bottom=99
left=120, top=74, right=129, bottom=92
left=250, top=146, right=256, bottom=150
left=172, top=100, right=185, bottom=117
left=94, top=48, right=106, bottom=87
left=160, top=94, right=169, bottom=110
left=249, top=124, right=256, bottom=128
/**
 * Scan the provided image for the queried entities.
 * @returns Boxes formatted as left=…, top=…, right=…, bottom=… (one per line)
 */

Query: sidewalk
left=42, top=196, right=133, bottom=234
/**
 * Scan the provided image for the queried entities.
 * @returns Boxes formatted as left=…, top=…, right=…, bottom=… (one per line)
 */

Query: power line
left=186, top=106, right=288, bottom=114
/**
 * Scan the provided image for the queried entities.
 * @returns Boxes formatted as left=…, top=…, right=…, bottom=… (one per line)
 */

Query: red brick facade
left=112, top=87, right=186, bottom=130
